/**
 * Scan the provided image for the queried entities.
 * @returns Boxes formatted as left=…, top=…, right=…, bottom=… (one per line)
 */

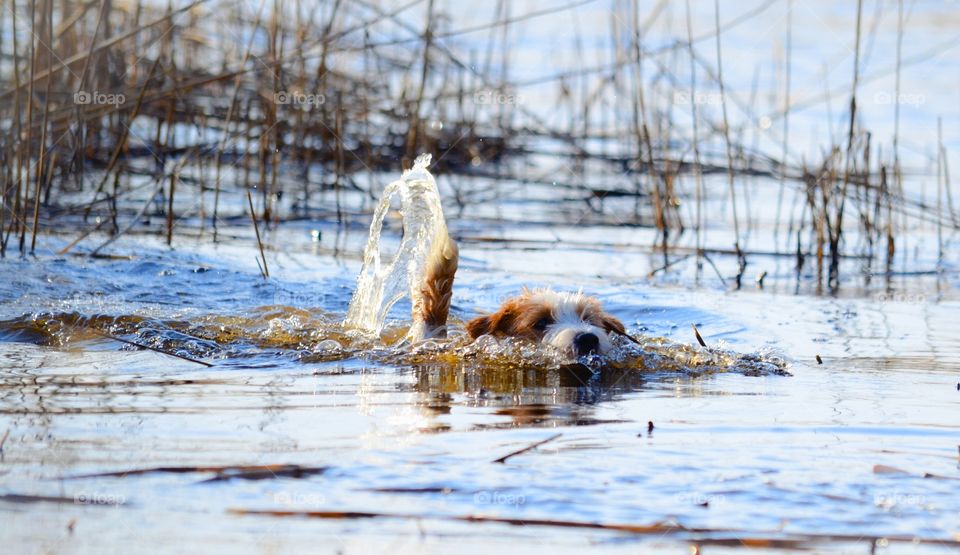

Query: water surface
left=1, top=224, right=957, bottom=553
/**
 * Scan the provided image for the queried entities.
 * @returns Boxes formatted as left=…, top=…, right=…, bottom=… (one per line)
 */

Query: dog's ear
left=466, top=304, right=518, bottom=338
left=466, top=314, right=495, bottom=338
left=467, top=299, right=524, bottom=339
left=467, top=312, right=500, bottom=339
left=598, top=313, right=626, bottom=336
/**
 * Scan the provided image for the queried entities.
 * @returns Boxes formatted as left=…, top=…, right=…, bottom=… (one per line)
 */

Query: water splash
left=0, top=309, right=790, bottom=376
left=344, top=154, right=451, bottom=338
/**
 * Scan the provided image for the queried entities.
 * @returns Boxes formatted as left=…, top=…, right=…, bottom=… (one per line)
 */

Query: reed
left=0, top=0, right=954, bottom=292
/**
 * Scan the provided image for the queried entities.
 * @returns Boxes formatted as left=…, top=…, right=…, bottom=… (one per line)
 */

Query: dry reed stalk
left=773, top=0, right=792, bottom=245
left=21, top=0, right=38, bottom=255
left=166, top=169, right=177, bottom=245
left=268, top=0, right=282, bottom=228
left=213, top=0, right=267, bottom=242
left=334, top=91, right=344, bottom=224
left=713, top=0, right=744, bottom=287
left=937, top=117, right=944, bottom=271
left=246, top=186, right=269, bottom=279
left=632, top=0, right=666, bottom=254
left=403, top=0, right=435, bottom=165
left=0, top=0, right=947, bottom=292
left=683, top=0, right=704, bottom=280
left=832, top=0, right=864, bottom=289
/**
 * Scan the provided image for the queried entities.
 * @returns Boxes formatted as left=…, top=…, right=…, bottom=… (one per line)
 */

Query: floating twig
left=614, top=329, right=642, bottom=346
left=691, top=324, right=707, bottom=347
left=92, top=330, right=213, bottom=367
left=492, top=433, right=562, bottom=464
left=227, top=507, right=960, bottom=548
left=0, top=493, right=124, bottom=506
left=60, top=463, right=326, bottom=481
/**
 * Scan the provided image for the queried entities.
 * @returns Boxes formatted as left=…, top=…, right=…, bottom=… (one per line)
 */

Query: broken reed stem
left=225, top=507, right=960, bottom=549
left=492, top=433, right=562, bottom=464
left=684, top=0, right=704, bottom=280
left=166, top=170, right=177, bottom=245
left=404, top=0, right=435, bottom=164
left=335, top=91, right=344, bottom=224
left=22, top=0, right=37, bottom=255
left=2, top=0, right=23, bottom=257
left=713, top=0, right=745, bottom=287
left=30, top=0, right=54, bottom=254
left=691, top=323, right=707, bottom=347
left=632, top=0, right=667, bottom=258
left=833, top=0, right=864, bottom=289
left=773, top=0, right=792, bottom=247
left=893, top=0, right=903, bottom=168
left=92, top=329, right=213, bottom=367
left=937, top=117, right=943, bottom=271
left=0, top=5, right=5, bottom=255
left=246, top=187, right=269, bottom=279
left=213, top=0, right=268, bottom=243
left=268, top=0, right=283, bottom=228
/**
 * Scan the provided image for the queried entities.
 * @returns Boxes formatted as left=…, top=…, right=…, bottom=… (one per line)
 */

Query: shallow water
left=1, top=219, right=958, bottom=554
left=2, top=3, right=960, bottom=550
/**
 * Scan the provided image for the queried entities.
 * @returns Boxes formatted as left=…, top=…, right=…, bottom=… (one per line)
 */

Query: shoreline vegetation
left=0, top=0, right=956, bottom=292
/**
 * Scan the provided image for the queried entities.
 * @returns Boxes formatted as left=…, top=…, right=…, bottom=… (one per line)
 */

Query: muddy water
left=1, top=223, right=957, bottom=554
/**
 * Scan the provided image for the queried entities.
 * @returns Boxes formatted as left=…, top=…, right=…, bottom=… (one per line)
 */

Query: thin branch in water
left=691, top=323, right=707, bottom=348
left=91, top=329, right=214, bottom=367
left=492, top=433, right=562, bottom=464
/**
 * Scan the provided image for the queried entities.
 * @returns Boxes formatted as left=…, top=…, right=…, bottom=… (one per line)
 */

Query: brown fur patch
left=414, top=232, right=458, bottom=337
left=466, top=291, right=623, bottom=342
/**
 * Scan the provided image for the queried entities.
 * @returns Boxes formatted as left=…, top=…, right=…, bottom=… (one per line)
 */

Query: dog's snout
left=574, top=332, right=600, bottom=356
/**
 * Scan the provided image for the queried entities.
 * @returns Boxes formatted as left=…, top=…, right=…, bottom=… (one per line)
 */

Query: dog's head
left=465, top=289, right=625, bottom=357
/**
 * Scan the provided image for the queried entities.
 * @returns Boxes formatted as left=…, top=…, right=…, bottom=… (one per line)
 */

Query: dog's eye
left=533, top=316, right=553, bottom=332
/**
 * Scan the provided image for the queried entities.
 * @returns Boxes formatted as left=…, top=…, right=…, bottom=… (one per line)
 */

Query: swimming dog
left=464, top=288, right=626, bottom=357
left=413, top=233, right=626, bottom=357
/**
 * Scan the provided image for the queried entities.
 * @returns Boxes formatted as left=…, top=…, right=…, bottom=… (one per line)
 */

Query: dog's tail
left=409, top=230, right=458, bottom=340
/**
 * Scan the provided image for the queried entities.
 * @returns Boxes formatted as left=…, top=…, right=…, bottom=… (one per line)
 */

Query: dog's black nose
left=574, top=332, right=600, bottom=356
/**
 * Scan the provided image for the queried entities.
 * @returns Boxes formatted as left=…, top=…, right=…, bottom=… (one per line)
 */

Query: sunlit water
left=1, top=214, right=957, bottom=554
left=344, top=153, right=454, bottom=339
left=3, top=0, right=960, bottom=550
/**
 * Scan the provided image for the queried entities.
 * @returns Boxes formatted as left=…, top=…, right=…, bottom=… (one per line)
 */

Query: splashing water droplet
left=344, top=154, right=451, bottom=339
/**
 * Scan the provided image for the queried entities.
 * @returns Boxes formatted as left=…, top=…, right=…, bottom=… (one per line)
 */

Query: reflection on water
left=0, top=229, right=957, bottom=553
left=0, top=305, right=789, bottom=378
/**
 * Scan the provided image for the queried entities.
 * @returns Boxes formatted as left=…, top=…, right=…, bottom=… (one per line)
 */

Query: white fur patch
left=530, top=290, right=614, bottom=357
